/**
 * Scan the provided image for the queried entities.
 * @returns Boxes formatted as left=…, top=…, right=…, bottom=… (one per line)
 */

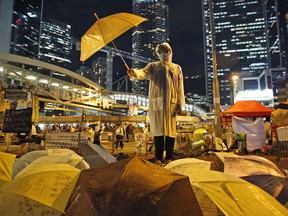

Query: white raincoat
left=130, top=43, right=185, bottom=137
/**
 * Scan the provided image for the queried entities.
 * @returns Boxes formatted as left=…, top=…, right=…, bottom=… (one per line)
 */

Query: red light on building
left=15, top=19, right=22, bottom=25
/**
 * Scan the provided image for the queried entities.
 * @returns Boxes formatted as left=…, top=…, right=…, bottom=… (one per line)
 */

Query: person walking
left=93, top=123, right=101, bottom=145
left=127, top=42, right=185, bottom=165
left=114, top=123, right=124, bottom=149
left=126, top=123, right=133, bottom=142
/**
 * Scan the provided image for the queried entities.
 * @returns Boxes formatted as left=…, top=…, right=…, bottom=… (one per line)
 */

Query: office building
left=39, top=18, right=72, bottom=69
left=202, top=0, right=287, bottom=106
left=0, top=0, right=14, bottom=53
left=10, top=0, right=42, bottom=59
left=91, top=57, right=107, bottom=88
left=132, top=0, right=169, bottom=95
left=10, top=0, right=72, bottom=70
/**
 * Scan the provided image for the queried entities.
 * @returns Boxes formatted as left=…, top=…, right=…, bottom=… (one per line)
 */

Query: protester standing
left=127, top=42, right=185, bottom=165
left=114, top=123, right=124, bottom=149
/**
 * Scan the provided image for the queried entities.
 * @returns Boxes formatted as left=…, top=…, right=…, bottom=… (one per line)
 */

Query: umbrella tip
left=94, top=13, right=99, bottom=20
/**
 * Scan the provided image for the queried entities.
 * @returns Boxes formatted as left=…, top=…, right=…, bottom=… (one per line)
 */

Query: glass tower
left=202, top=0, right=272, bottom=105
left=10, top=0, right=42, bottom=59
left=10, top=0, right=72, bottom=70
left=132, top=0, right=169, bottom=95
left=91, top=57, right=107, bottom=88
left=40, top=18, right=72, bottom=70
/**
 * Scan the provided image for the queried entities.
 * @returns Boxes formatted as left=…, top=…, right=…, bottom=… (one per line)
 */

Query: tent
left=222, top=100, right=273, bottom=117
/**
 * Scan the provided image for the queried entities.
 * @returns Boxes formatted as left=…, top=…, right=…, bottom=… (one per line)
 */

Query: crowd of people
left=32, top=122, right=150, bottom=147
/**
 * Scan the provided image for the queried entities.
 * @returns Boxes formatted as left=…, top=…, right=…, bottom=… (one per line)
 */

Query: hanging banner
left=129, top=99, right=138, bottom=116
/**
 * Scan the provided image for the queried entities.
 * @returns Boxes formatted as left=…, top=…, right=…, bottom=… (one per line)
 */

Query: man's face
left=157, top=45, right=171, bottom=54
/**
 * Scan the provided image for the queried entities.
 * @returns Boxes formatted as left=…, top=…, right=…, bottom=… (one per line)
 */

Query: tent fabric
left=232, top=116, right=266, bottom=151
left=222, top=100, right=273, bottom=117
left=232, top=116, right=265, bottom=134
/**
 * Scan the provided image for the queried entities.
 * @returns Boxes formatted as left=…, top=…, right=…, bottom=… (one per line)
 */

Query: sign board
left=135, top=133, right=146, bottom=154
left=4, top=90, right=29, bottom=101
left=2, top=108, right=32, bottom=133
left=45, top=132, right=88, bottom=149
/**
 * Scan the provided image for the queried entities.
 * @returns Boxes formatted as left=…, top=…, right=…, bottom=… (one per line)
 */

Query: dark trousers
left=154, top=136, right=175, bottom=161
left=115, top=135, right=124, bottom=149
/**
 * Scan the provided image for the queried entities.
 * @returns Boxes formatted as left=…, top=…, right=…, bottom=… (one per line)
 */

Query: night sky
left=43, top=0, right=205, bottom=95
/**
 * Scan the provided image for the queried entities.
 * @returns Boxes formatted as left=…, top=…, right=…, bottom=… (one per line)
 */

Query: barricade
left=276, top=126, right=288, bottom=160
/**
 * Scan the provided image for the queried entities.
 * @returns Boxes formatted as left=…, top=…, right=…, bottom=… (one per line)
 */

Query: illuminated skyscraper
left=91, top=57, right=107, bottom=88
left=202, top=0, right=285, bottom=105
left=10, top=0, right=42, bottom=59
left=132, top=0, right=169, bottom=95
left=40, top=18, right=72, bottom=69
left=10, top=0, right=72, bottom=69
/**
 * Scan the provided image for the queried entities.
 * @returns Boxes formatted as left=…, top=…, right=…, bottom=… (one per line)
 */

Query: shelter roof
left=222, top=100, right=273, bottom=117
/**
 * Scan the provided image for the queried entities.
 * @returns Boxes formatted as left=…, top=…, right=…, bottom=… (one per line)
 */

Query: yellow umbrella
left=0, top=152, right=16, bottom=188
left=80, top=12, right=147, bottom=65
left=165, top=167, right=288, bottom=216
left=164, top=158, right=211, bottom=171
left=271, top=108, right=288, bottom=126
left=0, top=164, right=80, bottom=215
left=14, top=154, right=89, bottom=179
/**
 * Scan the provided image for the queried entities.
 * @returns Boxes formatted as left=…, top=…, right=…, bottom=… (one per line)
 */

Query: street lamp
left=231, top=74, right=239, bottom=104
left=209, top=0, right=222, bottom=138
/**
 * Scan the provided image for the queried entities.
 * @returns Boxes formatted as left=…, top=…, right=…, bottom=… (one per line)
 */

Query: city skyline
left=43, top=0, right=206, bottom=95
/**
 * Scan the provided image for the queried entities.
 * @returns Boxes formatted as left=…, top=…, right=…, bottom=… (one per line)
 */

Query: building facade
left=91, top=57, right=107, bottom=88
left=39, top=18, right=72, bottom=70
left=10, top=0, right=42, bottom=59
left=132, top=0, right=170, bottom=95
left=202, top=0, right=288, bottom=106
left=10, top=0, right=72, bottom=70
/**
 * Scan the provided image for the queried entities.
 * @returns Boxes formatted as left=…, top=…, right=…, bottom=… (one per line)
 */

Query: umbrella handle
left=111, top=41, right=130, bottom=70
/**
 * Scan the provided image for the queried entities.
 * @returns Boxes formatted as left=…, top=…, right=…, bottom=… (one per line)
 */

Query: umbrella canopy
left=81, top=12, right=147, bottom=62
left=166, top=166, right=288, bottom=216
left=14, top=154, right=88, bottom=178
left=12, top=149, right=89, bottom=178
left=222, top=100, right=273, bottom=117
left=12, top=150, right=49, bottom=178
left=0, top=164, right=80, bottom=216
left=0, top=152, right=16, bottom=188
left=223, top=155, right=288, bottom=205
left=78, top=142, right=117, bottom=168
left=165, top=158, right=211, bottom=171
left=64, top=156, right=203, bottom=216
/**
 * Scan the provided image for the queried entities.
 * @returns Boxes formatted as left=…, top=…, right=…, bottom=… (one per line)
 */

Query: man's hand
left=127, top=69, right=136, bottom=78
left=176, top=104, right=182, bottom=115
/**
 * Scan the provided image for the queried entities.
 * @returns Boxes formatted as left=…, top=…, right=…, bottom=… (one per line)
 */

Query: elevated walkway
left=0, top=52, right=209, bottom=120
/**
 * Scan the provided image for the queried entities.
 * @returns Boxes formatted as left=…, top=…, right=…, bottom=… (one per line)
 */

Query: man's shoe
left=166, top=159, right=172, bottom=165
left=155, top=160, right=162, bottom=166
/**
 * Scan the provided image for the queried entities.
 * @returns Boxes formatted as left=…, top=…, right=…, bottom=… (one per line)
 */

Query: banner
left=2, top=108, right=32, bottom=133
left=135, top=133, right=146, bottom=154
left=45, top=132, right=88, bottom=149
left=129, top=99, right=138, bottom=116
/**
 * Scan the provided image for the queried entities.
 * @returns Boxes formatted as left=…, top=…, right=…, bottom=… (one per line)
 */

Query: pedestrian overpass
left=0, top=52, right=210, bottom=122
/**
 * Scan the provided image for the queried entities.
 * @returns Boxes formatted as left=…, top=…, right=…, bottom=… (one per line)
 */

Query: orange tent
left=222, top=100, right=273, bottom=117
